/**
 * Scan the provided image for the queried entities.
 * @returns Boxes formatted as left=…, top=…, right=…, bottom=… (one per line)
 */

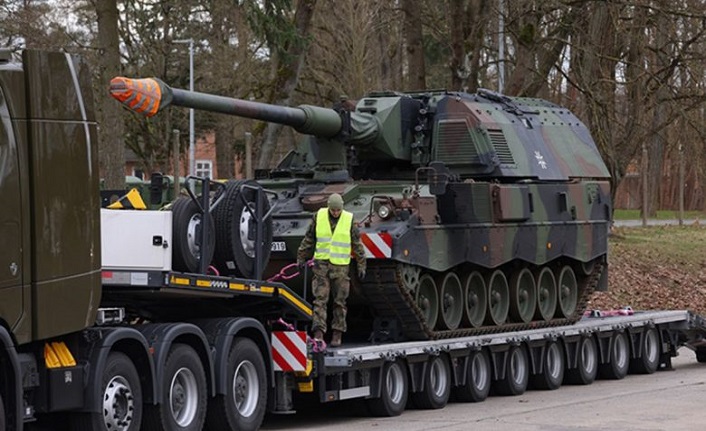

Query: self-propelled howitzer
left=111, top=77, right=612, bottom=341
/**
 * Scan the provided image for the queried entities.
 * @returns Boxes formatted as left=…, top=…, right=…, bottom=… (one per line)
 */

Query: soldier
left=297, top=193, right=366, bottom=347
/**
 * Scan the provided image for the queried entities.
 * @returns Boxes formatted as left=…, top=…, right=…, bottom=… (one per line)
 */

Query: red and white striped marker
left=271, top=331, right=307, bottom=372
left=361, top=232, right=392, bottom=258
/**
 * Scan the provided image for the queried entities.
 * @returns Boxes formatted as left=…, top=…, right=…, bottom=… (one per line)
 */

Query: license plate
left=271, top=241, right=286, bottom=252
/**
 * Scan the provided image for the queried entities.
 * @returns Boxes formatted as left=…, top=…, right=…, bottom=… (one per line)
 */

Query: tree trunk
left=402, top=0, right=426, bottom=90
left=95, top=0, right=125, bottom=188
left=257, top=0, right=317, bottom=169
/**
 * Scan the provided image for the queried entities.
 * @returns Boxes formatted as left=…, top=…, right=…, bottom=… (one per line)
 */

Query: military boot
left=330, top=330, right=343, bottom=347
left=313, top=329, right=324, bottom=341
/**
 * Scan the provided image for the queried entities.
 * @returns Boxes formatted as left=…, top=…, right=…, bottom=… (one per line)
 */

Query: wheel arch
left=0, top=326, right=22, bottom=431
left=80, top=327, right=156, bottom=413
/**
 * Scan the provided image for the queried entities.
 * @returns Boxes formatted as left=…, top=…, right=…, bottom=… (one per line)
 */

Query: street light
left=173, top=38, right=194, bottom=178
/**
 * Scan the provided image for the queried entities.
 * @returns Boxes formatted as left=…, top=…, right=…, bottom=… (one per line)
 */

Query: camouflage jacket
left=297, top=211, right=366, bottom=271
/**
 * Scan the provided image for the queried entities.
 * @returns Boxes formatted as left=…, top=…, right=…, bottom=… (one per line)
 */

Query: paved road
left=262, top=348, right=705, bottom=431
left=613, top=219, right=699, bottom=227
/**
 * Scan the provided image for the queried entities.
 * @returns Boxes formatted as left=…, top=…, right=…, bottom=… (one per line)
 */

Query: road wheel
left=366, top=360, right=409, bottom=417
left=453, top=349, right=491, bottom=403
left=171, top=196, right=215, bottom=273
left=462, top=271, right=486, bottom=328
left=411, top=355, right=451, bottom=409
left=599, top=332, right=630, bottom=380
left=486, top=270, right=509, bottom=326
left=556, top=266, right=578, bottom=318
left=213, top=180, right=273, bottom=278
left=530, top=341, right=565, bottom=390
left=438, top=272, right=463, bottom=330
left=630, top=328, right=660, bottom=374
left=534, top=267, right=557, bottom=322
left=416, top=274, right=439, bottom=329
left=509, top=268, right=536, bottom=324
left=206, top=338, right=266, bottom=431
left=72, top=352, right=142, bottom=431
left=493, top=345, right=529, bottom=396
left=143, top=344, right=207, bottom=431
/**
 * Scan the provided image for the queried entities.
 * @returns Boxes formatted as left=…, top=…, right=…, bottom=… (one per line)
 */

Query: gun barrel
left=110, top=77, right=342, bottom=138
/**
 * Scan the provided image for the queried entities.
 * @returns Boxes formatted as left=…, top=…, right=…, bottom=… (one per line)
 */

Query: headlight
left=377, top=205, right=391, bottom=219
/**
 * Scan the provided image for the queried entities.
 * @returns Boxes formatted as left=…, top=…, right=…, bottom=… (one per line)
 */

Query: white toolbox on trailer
left=101, top=209, right=173, bottom=270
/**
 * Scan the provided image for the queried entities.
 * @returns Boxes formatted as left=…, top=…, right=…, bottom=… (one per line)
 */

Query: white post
left=174, top=39, right=195, bottom=178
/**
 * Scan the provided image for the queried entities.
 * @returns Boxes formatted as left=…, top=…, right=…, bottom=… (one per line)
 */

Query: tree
left=252, top=0, right=317, bottom=169
left=94, top=0, right=126, bottom=188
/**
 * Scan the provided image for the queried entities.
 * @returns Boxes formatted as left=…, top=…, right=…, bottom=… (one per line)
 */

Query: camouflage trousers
left=311, top=260, right=350, bottom=333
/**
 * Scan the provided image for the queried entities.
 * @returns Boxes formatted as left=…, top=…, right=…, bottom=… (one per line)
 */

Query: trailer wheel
left=172, top=196, right=216, bottom=273
left=206, top=337, right=266, bottom=431
left=530, top=341, right=565, bottom=390
left=599, top=332, right=630, bottom=380
left=366, top=360, right=408, bottom=417
left=213, top=180, right=273, bottom=278
left=564, top=336, right=598, bottom=385
left=0, top=390, right=5, bottom=431
left=143, top=344, right=207, bottom=431
left=453, top=349, right=491, bottom=402
left=411, top=355, right=451, bottom=409
left=72, top=352, right=143, bottom=431
left=697, top=348, right=706, bottom=363
left=493, top=345, right=529, bottom=396
left=630, top=328, right=660, bottom=374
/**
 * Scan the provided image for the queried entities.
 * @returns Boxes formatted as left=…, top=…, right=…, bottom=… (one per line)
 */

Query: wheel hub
left=102, top=376, right=135, bottom=430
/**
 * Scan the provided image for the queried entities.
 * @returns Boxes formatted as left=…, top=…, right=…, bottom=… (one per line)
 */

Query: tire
left=565, top=336, right=598, bottom=385
left=366, top=360, right=409, bottom=417
left=171, top=196, right=216, bottom=273
left=697, top=348, right=706, bottom=363
left=0, top=390, right=5, bottom=431
left=630, top=328, right=660, bottom=374
left=213, top=180, right=273, bottom=278
left=530, top=341, right=565, bottom=390
left=493, top=345, right=529, bottom=396
left=411, top=355, right=451, bottom=410
left=206, top=338, right=267, bottom=431
left=71, top=352, right=143, bottom=431
left=453, top=349, right=491, bottom=403
left=143, top=344, right=207, bottom=431
left=599, top=332, right=630, bottom=380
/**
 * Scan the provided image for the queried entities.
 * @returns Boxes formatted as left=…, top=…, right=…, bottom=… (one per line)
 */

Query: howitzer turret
left=111, top=76, right=612, bottom=342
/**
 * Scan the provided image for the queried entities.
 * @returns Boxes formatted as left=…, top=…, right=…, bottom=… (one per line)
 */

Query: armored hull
left=110, top=79, right=611, bottom=341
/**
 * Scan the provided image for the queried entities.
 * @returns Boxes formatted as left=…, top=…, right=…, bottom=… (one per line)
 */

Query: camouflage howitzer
left=110, top=77, right=612, bottom=341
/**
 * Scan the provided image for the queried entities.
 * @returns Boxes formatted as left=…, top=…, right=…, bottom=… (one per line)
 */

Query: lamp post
left=173, top=39, right=194, bottom=178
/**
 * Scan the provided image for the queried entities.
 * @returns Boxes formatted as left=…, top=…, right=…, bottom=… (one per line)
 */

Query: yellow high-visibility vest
left=314, top=208, right=353, bottom=265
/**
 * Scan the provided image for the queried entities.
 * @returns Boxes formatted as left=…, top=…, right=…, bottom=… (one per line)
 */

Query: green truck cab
left=0, top=49, right=101, bottom=344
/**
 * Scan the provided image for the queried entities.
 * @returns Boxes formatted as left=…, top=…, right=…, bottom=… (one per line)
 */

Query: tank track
left=360, top=260, right=604, bottom=341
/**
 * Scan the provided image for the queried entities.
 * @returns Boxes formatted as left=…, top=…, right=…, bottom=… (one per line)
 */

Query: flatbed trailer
left=307, top=309, right=706, bottom=416
left=92, top=266, right=706, bottom=426
left=102, top=264, right=706, bottom=418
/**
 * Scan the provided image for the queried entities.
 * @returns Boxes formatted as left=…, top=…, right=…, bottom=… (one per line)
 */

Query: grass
left=613, top=209, right=705, bottom=220
left=610, top=225, right=706, bottom=268
left=597, top=224, right=706, bottom=314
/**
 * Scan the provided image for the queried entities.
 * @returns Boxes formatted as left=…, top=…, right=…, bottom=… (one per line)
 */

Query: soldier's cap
left=327, top=193, right=344, bottom=210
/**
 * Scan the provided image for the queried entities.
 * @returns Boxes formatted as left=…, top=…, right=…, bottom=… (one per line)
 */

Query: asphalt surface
left=262, top=348, right=705, bottom=431
left=613, top=218, right=699, bottom=227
